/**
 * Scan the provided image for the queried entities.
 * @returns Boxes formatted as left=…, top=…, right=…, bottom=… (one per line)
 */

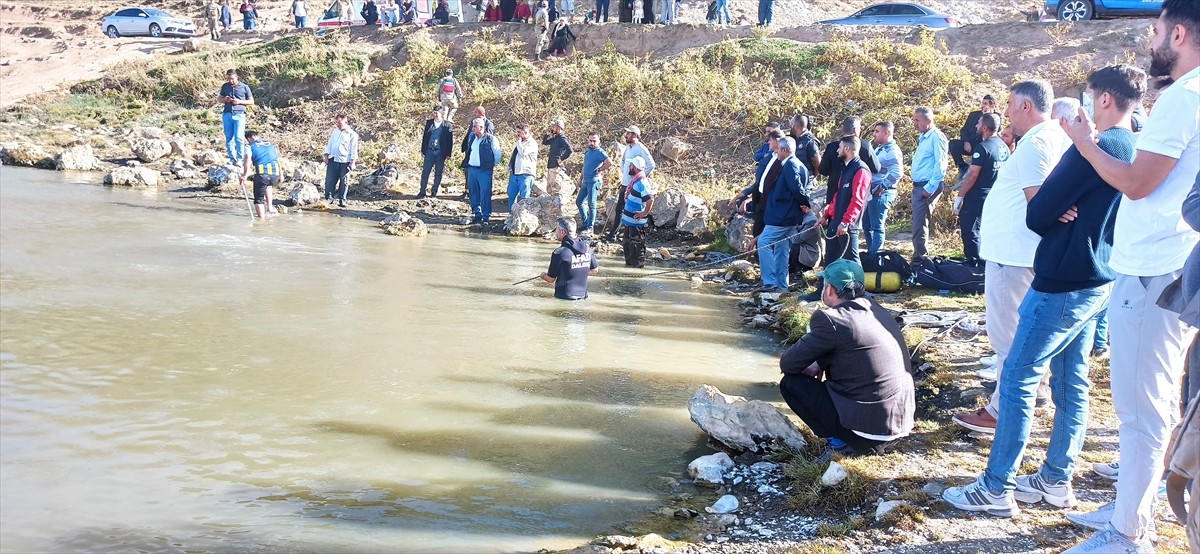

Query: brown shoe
left=952, top=408, right=996, bottom=434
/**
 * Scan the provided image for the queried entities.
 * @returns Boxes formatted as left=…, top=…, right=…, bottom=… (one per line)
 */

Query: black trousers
left=779, top=373, right=890, bottom=455
left=949, top=138, right=970, bottom=173
left=623, top=225, right=646, bottom=267
left=959, top=199, right=984, bottom=265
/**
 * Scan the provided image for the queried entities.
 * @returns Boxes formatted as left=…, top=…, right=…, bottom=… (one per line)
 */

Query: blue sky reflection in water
left=0, top=167, right=781, bottom=553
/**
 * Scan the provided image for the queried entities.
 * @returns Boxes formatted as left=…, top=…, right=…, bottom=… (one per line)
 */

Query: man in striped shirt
left=620, top=156, right=656, bottom=267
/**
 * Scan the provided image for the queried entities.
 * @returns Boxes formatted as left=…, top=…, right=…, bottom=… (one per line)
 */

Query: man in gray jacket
left=778, top=259, right=915, bottom=456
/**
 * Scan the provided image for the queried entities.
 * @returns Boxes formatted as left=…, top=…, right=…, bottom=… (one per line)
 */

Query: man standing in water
left=541, top=218, right=599, bottom=300
left=240, top=129, right=284, bottom=220
left=219, top=69, right=253, bottom=168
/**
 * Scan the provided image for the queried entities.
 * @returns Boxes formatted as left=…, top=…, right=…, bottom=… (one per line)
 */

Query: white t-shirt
left=620, top=142, right=655, bottom=187
left=1110, top=66, right=1200, bottom=276
left=979, top=119, right=1071, bottom=267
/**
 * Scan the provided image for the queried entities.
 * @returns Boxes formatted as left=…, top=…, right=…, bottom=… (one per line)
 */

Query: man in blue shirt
left=219, top=69, right=254, bottom=168
left=240, top=129, right=284, bottom=220
left=463, top=117, right=503, bottom=225
left=865, top=121, right=904, bottom=255
left=944, top=64, right=1144, bottom=521
left=576, top=132, right=612, bottom=234
left=908, top=106, right=948, bottom=261
left=620, top=156, right=656, bottom=267
left=541, top=217, right=599, bottom=300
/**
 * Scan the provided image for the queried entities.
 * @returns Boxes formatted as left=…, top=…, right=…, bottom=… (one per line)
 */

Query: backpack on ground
left=912, top=256, right=984, bottom=294
left=861, top=250, right=912, bottom=280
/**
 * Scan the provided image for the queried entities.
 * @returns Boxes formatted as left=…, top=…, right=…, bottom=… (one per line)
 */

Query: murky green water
left=0, top=166, right=782, bottom=553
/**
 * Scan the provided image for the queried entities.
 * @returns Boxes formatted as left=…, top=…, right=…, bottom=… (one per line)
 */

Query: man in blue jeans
left=463, top=117, right=503, bottom=225
left=577, top=132, right=612, bottom=234
left=942, top=64, right=1144, bottom=518
left=865, top=121, right=903, bottom=254
left=758, top=136, right=810, bottom=292
left=219, top=69, right=254, bottom=167
left=756, top=0, right=772, bottom=26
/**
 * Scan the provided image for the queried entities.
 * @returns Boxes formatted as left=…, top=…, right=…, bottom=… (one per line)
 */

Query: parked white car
left=101, top=7, right=196, bottom=38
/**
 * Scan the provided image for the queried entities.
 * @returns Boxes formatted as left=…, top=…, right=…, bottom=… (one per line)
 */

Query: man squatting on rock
left=541, top=217, right=599, bottom=300
left=777, top=259, right=915, bottom=456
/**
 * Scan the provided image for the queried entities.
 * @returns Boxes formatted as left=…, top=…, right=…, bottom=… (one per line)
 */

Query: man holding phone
left=219, top=69, right=254, bottom=168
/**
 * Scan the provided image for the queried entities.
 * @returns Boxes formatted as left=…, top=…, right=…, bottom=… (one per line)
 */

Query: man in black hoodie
left=818, top=117, right=881, bottom=206
left=542, top=119, right=574, bottom=192
left=542, top=217, right=599, bottom=300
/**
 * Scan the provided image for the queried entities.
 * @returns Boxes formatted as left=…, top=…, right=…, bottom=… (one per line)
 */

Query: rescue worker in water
left=541, top=217, right=599, bottom=300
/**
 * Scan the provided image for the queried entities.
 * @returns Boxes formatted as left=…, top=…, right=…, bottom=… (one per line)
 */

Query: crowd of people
left=215, top=0, right=1200, bottom=548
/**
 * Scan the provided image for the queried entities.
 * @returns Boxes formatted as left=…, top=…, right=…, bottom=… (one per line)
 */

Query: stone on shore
left=688, top=384, right=807, bottom=453
left=506, top=194, right=574, bottom=236
left=821, top=461, right=848, bottom=486
left=380, top=211, right=428, bottom=237
left=725, top=214, right=756, bottom=252
left=289, top=182, right=322, bottom=206
left=55, top=144, right=99, bottom=171
left=292, top=160, right=324, bottom=183
left=194, top=150, right=225, bottom=166
left=675, top=192, right=709, bottom=235
left=705, top=494, right=740, bottom=514
left=687, top=452, right=734, bottom=487
left=356, top=164, right=400, bottom=197
left=129, top=138, right=172, bottom=163
left=1, top=141, right=55, bottom=169
left=205, top=165, right=243, bottom=196
left=104, top=166, right=160, bottom=187
left=650, top=188, right=686, bottom=227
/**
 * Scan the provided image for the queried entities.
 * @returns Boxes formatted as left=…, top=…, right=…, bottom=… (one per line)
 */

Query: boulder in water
left=289, top=182, right=322, bottom=206
left=55, top=144, right=99, bottom=171
left=688, top=384, right=808, bottom=453
left=687, top=452, right=733, bottom=487
left=506, top=194, right=576, bottom=236
left=1, top=141, right=54, bottom=168
left=380, top=211, right=428, bottom=237
left=105, top=166, right=160, bottom=187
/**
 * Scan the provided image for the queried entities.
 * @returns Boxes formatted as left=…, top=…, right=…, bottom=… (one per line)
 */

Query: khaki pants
left=983, top=261, right=1035, bottom=418
left=208, top=17, right=220, bottom=39
left=439, top=93, right=459, bottom=121
left=911, top=182, right=943, bottom=259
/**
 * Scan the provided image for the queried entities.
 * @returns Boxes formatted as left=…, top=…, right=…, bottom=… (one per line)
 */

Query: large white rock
left=688, top=384, right=808, bottom=453
left=356, top=165, right=400, bottom=197
left=292, top=160, right=324, bottom=183
left=1, top=141, right=54, bottom=168
left=687, top=452, right=734, bottom=487
left=650, top=188, right=686, bottom=227
left=55, top=144, right=99, bottom=171
left=380, top=211, right=429, bottom=237
left=169, top=138, right=191, bottom=159
left=505, top=194, right=576, bottom=236
left=675, top=193, right=709, bottom=235
left=206, top=165, right=244, bottom=196
left=725, top=214, right=756, bottom=253
left=289, top=182, right=322, bottom=206
left=194, top=150, right=225, bottom=166
left=130, top=138, right=172, bottom=163
left=659, top=136, right=691, bottom=162
left=104, top=166, right=160, bottom=187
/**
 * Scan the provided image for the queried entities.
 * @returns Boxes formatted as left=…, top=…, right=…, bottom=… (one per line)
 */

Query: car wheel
left=105, top=25, right=119, bottom=38
left=1057, top=0, right=1093, bottom=21
left=149, top=23, right=162, bottom=37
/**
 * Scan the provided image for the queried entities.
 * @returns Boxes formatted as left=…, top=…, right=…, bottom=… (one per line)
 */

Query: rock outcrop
left=688, top=384, right=808, bottom=453
left=289, top=182, right=322, bottom=206
left=194, top=150, right=225, bottom=166
left=55, top=144, right=99, bottom=171
left=380, top=211, right=429, bottom=237
left=649, top=188, right=709, bottom=234
left=1, top=141, right=54, bottom=168
left=506, top=194, right=577, bottom=236
left=129, top=138, right=172, bottom=163
left=104, top=166, right=160, bottom=187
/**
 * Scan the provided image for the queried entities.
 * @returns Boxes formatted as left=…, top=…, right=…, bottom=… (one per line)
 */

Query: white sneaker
left=942, top=475, right=1019, bottom=517
left=1066, top=501, right=1114, bottom=531
left=1091, top=461, right=1119, bottom=480
left=1062, top=524, right=1153, bottom=554
left=1014, top=472, right=1077, bottom=508
left=980, top=354, right=998, bottom=366
left=977, top=366, right=998, bottom=380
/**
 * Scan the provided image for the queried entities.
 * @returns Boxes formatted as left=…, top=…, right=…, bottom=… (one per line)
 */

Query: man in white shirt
left=601, top=124, right=655, bottom=242
left=1060, top=2, right=1200, bottom=551
left=463, top=117, right=503, bottom=225
left=953, top=79, right=1071, bottom=435
left=323, top=113, right=359, bottom=208
left=507, top=123, right=539, bottom=211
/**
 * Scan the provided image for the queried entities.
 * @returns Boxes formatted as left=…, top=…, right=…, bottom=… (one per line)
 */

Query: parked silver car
left=101, top=7, right=196, bottom=38
left=818, top=2, right=959, bottom=28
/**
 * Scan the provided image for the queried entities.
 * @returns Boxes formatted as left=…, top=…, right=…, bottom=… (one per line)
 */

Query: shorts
left=253, top=174, right=280, bottom=205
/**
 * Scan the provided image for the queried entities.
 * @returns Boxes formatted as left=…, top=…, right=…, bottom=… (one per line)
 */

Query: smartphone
left=1080, top=90, right=1095, bottom=121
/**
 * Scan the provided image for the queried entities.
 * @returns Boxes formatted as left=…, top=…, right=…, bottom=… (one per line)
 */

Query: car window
left=115, top=8, right=140, bottom=17
left=855, top=5, right=892, bottom=16
left=891, top=4, right=928, bottom=15
left=144, top=9, right=167, bottom=17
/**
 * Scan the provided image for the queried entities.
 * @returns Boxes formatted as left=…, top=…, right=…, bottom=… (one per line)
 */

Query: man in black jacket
left=542, top=119, right=573, bottom=192
left=950, top=94, right=999, bottom=177
left=779, top=259, right=914, bottom=456
left=418, top=107, right=453, bottom=198
left=788, top=114, right=822, bottom=177
left=818, top=117, right=880, bottom=206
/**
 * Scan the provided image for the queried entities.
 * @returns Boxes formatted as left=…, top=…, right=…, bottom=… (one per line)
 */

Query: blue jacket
left=764, top=156, right=810, bottom=227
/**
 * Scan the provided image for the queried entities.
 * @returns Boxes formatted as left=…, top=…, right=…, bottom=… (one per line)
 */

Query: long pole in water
left=511, top=275, right=542, bottom=286
left=237, top=175, right=255, bottom=222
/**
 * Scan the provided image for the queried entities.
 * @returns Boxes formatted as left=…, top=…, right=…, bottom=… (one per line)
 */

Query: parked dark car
left=1043, top=0, right=1163, bottom=21
left=818, top=3, right=958, bottom=28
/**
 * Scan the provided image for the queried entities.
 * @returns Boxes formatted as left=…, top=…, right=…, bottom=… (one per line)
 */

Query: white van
left=314, top=0, right=463, bottom=27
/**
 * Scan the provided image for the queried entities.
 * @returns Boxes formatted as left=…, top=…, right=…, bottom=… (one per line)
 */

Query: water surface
left=0, top=167, right=782, bottom=553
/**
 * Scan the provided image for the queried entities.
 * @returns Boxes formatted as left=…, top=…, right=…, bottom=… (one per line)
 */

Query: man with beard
left=818, top=117, right=880, bottom=207
left=950, top=95, right=1000, bottom=177
left=601, top=125, right=655, bottom=242
left=788, top=114, right=822, bottom=182
left=542, top=119, right=573, bottom=190
left=953, top=112, right=1008, bottom=266
left=1059, top=1, right=1200, bottom=551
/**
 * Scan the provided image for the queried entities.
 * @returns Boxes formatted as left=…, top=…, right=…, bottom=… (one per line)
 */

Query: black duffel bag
left=861, top=250, right=913, bottom=281
left=912, top=257, right=984, bottom=294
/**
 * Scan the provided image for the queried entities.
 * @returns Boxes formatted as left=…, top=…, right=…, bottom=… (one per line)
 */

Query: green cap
left=818, top=259, right=865, bottom=292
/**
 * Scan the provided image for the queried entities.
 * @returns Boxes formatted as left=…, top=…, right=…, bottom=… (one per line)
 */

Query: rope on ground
left=902, top=310, right=987, bottom=362
left=634, top=221, right=820, bottom=279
